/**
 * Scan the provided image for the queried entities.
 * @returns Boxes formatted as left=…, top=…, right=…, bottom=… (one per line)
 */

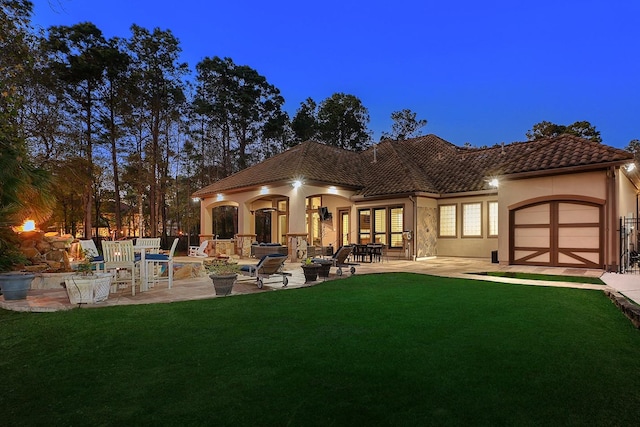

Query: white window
left=439, top=205, right=457, bottom=237
left=488, top=201, right=498, bottom=237
left=390, top=207, right=404, bottom=248
left=462, top=203, right=482, bottom=237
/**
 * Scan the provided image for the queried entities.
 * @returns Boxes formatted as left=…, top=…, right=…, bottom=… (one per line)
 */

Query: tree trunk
left=83, top=85, right=93, bottom=239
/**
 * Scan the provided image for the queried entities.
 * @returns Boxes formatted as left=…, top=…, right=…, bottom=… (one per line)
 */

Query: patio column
left=238, top=203, right=252, bottom=236
left=287, top=188, right=309, bottom=262
left=288, top=188, right=307, bottom=234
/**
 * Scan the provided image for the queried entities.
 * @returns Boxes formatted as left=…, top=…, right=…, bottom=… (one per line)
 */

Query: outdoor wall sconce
left=215, top=194, right=223, bottom=201
left=328, top=186, right=338, bottom=194
left=488, top=178, right=499, bottom=188
left=260, top=186, right=269, bottom=195
left=192, top=197, right=201, bottom=203
left=292, top=180, right=302, bottom=189
left=626, top=163, right=636, bottom=172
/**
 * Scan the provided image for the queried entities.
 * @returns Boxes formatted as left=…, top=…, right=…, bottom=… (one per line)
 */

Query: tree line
left=1, top=1, right=429, bottom=241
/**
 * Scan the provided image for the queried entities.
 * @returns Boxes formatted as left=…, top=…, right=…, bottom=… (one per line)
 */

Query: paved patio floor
left=1, top=256, right=637, bottom=313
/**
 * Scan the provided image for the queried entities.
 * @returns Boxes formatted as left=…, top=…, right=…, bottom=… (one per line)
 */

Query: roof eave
left=437, top=189, right=499, bottom=199
left=498, top=160, right=632, bottom=181
left=193, top=179, right=363, bottom=199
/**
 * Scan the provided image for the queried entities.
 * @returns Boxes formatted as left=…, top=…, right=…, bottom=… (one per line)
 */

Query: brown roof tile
left=193, top=141, right=363, bottom=198
left=193, top=134, right=633, bottom=198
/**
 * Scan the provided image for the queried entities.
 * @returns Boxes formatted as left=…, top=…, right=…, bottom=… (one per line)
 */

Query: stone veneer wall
left=415, top=206, right=437, bottom=258
left=235, top=234, right=256, bottom=257
left=287, top=233, right=309, bottom=263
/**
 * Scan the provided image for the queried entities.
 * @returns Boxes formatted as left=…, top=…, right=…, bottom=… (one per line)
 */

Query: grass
left=479, top=271, right=605, bottom=285
left=1, top=273, right=639, bottom=426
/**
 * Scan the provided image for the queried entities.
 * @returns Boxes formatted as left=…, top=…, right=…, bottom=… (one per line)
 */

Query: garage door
left=510, top=200, right=603, bottom=268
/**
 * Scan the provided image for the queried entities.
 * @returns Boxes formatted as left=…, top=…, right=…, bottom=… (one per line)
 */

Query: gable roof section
left=193, top=141, right=363, bottom=198
left=356, top=135, right=451, bottom=196
left=193, top=134, right=634, bottom=199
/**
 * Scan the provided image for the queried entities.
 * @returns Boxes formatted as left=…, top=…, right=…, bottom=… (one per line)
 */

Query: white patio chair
left=102, top=240, right=138, bottom=296
left=78, top=239, right=104, bottom=272
left=135, top=237, right=161, bottom=254
left=188, top=240, right=209, bottom=257
left=145, top=238, right=179, bottom=290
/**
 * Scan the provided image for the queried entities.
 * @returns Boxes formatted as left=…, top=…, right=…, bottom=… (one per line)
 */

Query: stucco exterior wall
left=618, top=171, right=638, bottom=220
left=435, top=194, right=498, bottom=258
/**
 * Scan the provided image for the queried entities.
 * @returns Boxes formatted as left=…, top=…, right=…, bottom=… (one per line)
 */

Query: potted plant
left=64, top=249, right=112, bottom=305
left=206, top=260, right=240, bottom=296
left=0, top=227, right=35, bottom=300
left=300, top=258, right=320, bottom=283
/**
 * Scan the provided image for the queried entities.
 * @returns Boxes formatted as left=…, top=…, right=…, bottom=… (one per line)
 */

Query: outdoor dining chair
left=145, top=238, right=179, bottom=290
left=135, top=238, right=161, bottom=254
left=78, top=239, right=104, bottom=272
left=101, top=240, right=138, bottom=296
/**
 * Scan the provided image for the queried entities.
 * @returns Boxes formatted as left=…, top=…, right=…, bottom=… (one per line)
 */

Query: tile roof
left=192, top=141, right=363, bottom=197
left=193, top=134, right=634, bottom=199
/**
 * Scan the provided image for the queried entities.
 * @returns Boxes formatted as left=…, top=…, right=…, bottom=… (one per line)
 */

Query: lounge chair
left=239, top=254, right=291, bottom=289
left=312, top=245, right=358, bottom=276
left=188, top=240, right=209, bottom=257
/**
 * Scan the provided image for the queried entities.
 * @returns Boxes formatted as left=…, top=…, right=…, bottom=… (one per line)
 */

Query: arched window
left=212, top=206, right=238, bottom=239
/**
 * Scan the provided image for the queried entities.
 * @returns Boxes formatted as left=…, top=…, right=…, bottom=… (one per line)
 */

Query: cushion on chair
left=146, top=254, right=169, bottom=261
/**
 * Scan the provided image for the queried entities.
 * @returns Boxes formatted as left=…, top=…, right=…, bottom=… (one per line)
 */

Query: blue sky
left=32, top=0, right=640, bottom=148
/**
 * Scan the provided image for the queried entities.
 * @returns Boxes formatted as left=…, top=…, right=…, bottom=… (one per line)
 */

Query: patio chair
left=78, top=239, right=104, bottom=272
left=313, top=245, right=358, bottom=276
left=145, top=238, right=179, bottom=290
left=135, top=237, right=161, bottom=254
left=239, top=254, right=291, bottom=289
left=188, top=240, right=209, bottom=257
left=102, top=240, right=139, bottom=296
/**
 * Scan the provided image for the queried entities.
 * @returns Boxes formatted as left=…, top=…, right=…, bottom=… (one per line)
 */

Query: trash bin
left=491, top=250, right=498, bottom=264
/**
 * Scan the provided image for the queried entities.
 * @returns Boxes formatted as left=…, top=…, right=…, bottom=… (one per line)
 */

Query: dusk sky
left=32, top=0, right=640, bottom=149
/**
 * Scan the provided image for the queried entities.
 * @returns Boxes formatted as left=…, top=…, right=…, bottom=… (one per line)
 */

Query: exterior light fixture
left=489, top=178, right=499, bottom=188
left=328, top=186, right=338, bottom=194
left=260, top=186, right=268, bottom=195
left=216, top=193, right=223, bottom=201
left=192, top=197, right=201, bottom=203
left=292, top=180, right=302, bottom=189
left=626, top=163, right=636, bottom=172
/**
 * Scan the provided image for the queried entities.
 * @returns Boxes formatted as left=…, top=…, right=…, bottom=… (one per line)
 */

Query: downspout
left=608, top=166, right=618, bottom=271
left=409, top=195, right=417, bottom=261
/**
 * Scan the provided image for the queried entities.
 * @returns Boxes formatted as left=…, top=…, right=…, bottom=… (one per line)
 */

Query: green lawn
left=1, top=273, right=639, bottom=426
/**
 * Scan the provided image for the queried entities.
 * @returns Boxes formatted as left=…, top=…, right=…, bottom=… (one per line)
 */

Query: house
left=192, top=134, right=637, bottom=270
